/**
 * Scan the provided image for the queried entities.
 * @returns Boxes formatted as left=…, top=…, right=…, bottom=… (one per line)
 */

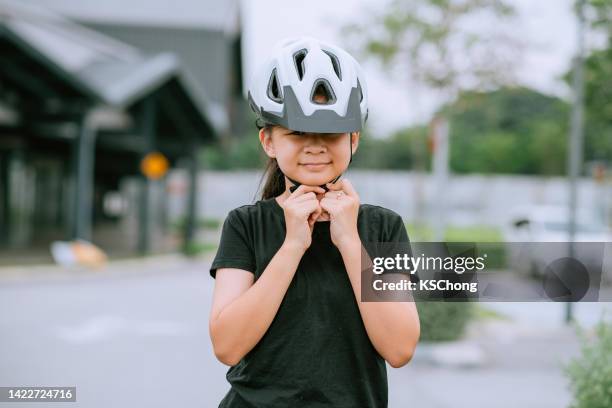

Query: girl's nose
left=303, top=135, right=327, bottom=152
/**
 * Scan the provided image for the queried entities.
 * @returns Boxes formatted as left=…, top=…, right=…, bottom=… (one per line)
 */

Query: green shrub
left=182, top=241, right=217, bottom=257
left=415, top=301, right=474, bottom=342
left=564, top=314, right=612, bottom=408
left=171, top=217, right=221, bottom=232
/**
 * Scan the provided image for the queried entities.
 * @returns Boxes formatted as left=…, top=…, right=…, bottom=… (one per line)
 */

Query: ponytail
left=259, top=157, right=286, bottom=200
left=254, top=124, right=286, bottom=200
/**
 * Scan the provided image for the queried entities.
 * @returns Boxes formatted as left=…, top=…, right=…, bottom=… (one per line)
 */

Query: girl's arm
left=209, top=241, right=305, bottom=366
left=338, top=238, right=420, bottom=368
left=209, top=185, right=324, bottom=366
left=320, top=179, right=420, bottom=368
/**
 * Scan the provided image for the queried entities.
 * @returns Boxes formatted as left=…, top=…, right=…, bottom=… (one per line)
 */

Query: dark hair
left=255, top=123, right=286, bottom=200
left=260, top=157, right=286, bottom=200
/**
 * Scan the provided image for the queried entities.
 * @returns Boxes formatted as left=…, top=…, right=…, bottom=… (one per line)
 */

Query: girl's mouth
left=300, top=162, right=331, bottom=170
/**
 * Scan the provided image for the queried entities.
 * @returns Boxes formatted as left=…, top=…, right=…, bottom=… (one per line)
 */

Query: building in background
left=0, top=0, right=244, bottom=263
left=18, top=0, right=246, bottom=137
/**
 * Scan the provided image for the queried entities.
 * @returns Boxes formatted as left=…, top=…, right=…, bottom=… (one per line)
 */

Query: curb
left=0, top=252, right=215, bottom=285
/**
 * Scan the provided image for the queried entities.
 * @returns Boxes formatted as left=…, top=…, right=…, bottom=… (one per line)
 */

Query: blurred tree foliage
left=587, top=0, right=612, bottom=33
left=442, top=87, right=570, bottom=174
left=350, top=126, right=431, bottom=170
left=581, top=48, right=612, bottom=164
left=199, top=87, right=573, bottom=174
left=580, top=0, right=612, bottom=164
left=341, top=0, right=522, bottom=100
left=199, top=114, right=268, bottom=170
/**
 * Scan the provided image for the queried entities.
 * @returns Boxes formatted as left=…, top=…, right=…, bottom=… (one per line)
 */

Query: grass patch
left=406, top=223, right=503, bottom=242
left=445, top=225, right=503, bottom=242
left=182, top=241, right=218, bottom=257
left=472, top=304, right=512, bottom=321
left=405, top=223, right=506, bottom=268
left=171, top=217, right=222, bottom=232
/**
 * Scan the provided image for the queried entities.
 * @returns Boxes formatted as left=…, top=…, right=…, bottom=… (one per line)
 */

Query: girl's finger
left=298, top=199, right=322, bottom=217
left=308, top=205, right=322, bottom=229
left=319, top=197, right=337, bottom=213
left=324, top=190, right=346, bottom=199
left=290, top=184, right=327, bottom=198
left=339, top=179, right=358, bottom=198
left=291, top=191, right=318, bottom=204
left=326, top=179, right=358, bottom=198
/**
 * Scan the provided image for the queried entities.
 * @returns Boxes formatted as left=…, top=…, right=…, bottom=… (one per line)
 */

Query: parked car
left=503, top=205, right=612, bottom=284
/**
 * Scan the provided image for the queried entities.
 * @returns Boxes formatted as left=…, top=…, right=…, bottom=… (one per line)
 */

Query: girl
left=209, top=36, right=420, bottom=408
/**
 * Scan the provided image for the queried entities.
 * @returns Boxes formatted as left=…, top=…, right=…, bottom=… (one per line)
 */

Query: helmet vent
left=323, top=50, right=342, bottom=80
left=267, top=68, right=283, bottom=103
left=311, top=79, right=336, bottom=105
left=357, top=78, right=363, bottom=102
left=293, top=49, right=308, bottom=81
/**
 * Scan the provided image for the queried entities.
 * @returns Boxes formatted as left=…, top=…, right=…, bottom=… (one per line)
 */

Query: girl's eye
left=290, top=131, right=305, bottom=136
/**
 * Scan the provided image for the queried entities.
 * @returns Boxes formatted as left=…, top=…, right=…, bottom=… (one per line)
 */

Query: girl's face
left=259, top=125, right=359, bottom=188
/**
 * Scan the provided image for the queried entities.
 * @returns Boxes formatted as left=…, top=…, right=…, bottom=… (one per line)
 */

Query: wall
left=165, top=169, right=612, bottom=228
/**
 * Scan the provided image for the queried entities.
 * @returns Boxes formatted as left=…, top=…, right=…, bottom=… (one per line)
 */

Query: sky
left=241, top=0, right=579, bottom=137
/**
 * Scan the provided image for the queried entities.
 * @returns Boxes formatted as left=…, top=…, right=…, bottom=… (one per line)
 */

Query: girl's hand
left=280, top=185, right=325, bottom=253
left=320, top=179, right=361, bottom=251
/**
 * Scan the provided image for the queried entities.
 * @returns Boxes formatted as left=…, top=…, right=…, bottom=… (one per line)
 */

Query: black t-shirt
left=209, top=197, right=409, bottom=408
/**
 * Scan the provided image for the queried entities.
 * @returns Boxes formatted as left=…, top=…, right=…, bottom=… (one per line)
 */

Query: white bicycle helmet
left=247, top=36, right=369, bottom=133
left=247, top=36, right=369, bottom=192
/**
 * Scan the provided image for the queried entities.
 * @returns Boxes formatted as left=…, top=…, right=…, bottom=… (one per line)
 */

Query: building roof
left=0, top=0, right=228, bottom=134
left=17, top=0, right=240, bottom=34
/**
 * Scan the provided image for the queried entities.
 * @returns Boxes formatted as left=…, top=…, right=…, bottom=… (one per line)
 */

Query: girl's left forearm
left=338, top=238, right=421, bottom=369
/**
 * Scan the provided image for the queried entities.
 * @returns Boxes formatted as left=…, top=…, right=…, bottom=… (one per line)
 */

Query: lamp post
left=566, top=0, right=586, bottom=324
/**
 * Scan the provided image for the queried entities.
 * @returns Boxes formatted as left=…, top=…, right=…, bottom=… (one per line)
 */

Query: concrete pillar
left=137, top=97, right=157, bottom=255
left=0, top=152, right=9, bottom=246
left=183, top=142, right=199, bottom=250
left=71, top=112, right=97, bottom=241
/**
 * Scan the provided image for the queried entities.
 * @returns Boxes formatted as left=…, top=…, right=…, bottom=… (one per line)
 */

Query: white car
left=503, top=205, right=612, bottom=284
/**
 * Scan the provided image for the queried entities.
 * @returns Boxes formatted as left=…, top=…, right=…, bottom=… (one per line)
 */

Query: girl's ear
left=259, top=127, right=276, bottom=158
left=351, top=131, right=360, bottom=155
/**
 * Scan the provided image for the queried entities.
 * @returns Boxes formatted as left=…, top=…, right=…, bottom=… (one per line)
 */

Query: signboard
left=140, top=151, right=169, bottom=180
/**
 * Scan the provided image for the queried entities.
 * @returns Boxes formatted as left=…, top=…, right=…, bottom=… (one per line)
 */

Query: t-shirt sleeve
left=385, top=212, right=410, bottom=243
left=209, top=209, right=256, bottom=279
left=381, top=212, right=413, bottom=276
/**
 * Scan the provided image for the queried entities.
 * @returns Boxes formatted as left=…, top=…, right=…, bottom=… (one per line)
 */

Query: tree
left=341, top=0, right=524, bottom=201
left=443, top=87, right=570, bottom=174
left=582, top=48, right=612, bottom=162
left=342, top=0, right=522, bottom=101
left=586, top=0, right=612, bottom=40
left=570, top=0, right=612, bottom=164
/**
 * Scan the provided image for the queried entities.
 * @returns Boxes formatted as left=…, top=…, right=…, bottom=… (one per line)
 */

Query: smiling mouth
left=300, top=162, right=331, bottom=169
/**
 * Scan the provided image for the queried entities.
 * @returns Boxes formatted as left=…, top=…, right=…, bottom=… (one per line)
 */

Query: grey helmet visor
left=249, top=86, right=365, bottom=133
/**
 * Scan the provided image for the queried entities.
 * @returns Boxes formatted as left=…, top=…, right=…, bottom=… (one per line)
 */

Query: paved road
left=0, top=257, right=609, bottom=407
left=0, top=257, right=229, bottom=408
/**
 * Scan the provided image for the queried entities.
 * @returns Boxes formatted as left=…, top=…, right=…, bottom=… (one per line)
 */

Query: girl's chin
left=296, top=172, right=336, bottom=184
